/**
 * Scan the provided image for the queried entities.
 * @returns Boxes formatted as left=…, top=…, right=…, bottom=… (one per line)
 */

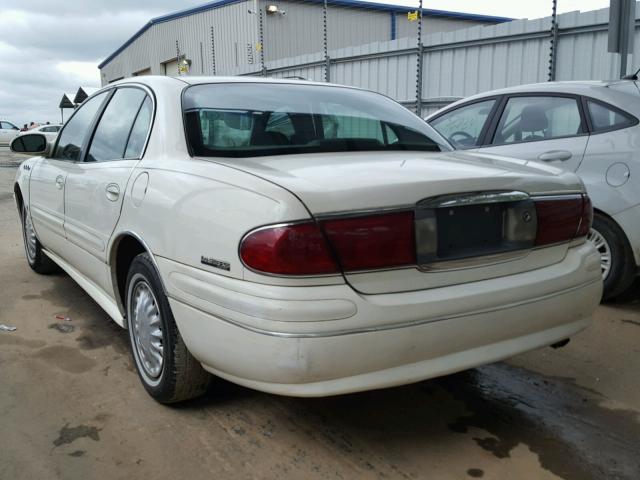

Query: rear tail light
left=240, top=194, right=592, bottom=276
left=240, top=211, right=415, bottom=275
left=240, top=223, right=339, bottom=275
left=321, top=211, right=416, bottom=271
left=535, top=194, right=592, bottom=246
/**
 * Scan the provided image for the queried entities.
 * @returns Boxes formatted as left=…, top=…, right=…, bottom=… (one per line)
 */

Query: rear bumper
left=160, top=243, right=602, bottom=396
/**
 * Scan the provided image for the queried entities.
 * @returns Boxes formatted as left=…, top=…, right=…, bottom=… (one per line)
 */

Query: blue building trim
left=390, top=12, right=396, bottom=41
left=98, top=0, right=513, bottom=69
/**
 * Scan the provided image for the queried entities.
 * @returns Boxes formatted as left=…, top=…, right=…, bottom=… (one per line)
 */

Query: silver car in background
left=427, top=80, right=640, bottom=300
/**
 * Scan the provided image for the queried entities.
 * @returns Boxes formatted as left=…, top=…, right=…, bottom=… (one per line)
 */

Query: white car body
left=426, top=80, right=640, bottom=299
left=18, top=124, right=62, bottom=142
left=13, top=77, right=601, bottom=400
left=0, top=120, right=20, bottom=146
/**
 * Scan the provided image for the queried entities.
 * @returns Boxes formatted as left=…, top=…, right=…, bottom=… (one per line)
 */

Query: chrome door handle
left=105, top=183, right=120, bottom=202
left=538, top=150, right=572, bottom=162
left=55, top=175, right=65, bottom=189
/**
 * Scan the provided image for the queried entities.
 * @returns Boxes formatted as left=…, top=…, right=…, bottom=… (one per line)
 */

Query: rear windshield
left=183, top=83, right=446, bottom=157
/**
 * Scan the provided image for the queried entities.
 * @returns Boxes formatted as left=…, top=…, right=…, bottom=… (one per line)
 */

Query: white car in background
left=18, top=124, right=63, bottom=142
left=427, top=80, right=640, bottom=300
left=11, top=77, right=600, bottom=403
left=0, top=120, right=20, bottom=146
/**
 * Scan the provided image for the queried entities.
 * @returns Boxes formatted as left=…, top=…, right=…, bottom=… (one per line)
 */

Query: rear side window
left=54, top=91, right=108, bottom=161
left=587, top=100, right=636, bottom=132
left=493, top=96, right=583, bottom=145
left=87, top=88, right=147, bottom=162
left=124, top=96, right=153, bottom=158
left=430, top=99, right=496, bottom=148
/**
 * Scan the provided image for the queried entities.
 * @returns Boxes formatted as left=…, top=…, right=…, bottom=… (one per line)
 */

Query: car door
left=63, top=86, right=153, bottom=285
left=577, top=97, right=640, bottom=215
left=29, top=92, right=109, bottom=257
left=475, top=94, right=589, bottom=172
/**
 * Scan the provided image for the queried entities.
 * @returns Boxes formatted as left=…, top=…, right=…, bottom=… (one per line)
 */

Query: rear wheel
left=588, top=213, right=635, bottom=301
left=126, top=253, right=211, bottom=403
left=21, top=204, right=58, bottom=274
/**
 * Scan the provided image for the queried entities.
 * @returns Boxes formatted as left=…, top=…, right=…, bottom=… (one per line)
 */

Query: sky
left=0, top=0, right=611, bottom=126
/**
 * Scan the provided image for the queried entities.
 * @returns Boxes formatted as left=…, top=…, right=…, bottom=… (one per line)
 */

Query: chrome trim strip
left=418, top=190, right=529, bottom=209
left=170, top=277, right=601, bottom=338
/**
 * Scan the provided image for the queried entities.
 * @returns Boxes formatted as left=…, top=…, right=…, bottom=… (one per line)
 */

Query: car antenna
left=622, top=67, right=640, bottom=80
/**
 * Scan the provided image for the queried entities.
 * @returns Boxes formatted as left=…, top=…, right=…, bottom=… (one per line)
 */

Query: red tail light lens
left=535, top=195, right=591, bottom=246
left=576, top=195, right=593, bottom=237
left=240, top=223, right=339, bottom=275
left=321, top=211, right=416, bottom=271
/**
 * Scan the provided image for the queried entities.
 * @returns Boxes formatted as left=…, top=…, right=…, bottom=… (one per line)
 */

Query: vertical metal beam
left=548, top=0, right=559, bottom=81
left=390, top=12, right=397, bottom=41
left=323, top=0, right=330, bottom=82
left=416, top=0, right=424, bottom=117
left=199, top=42, right=204, bottom=74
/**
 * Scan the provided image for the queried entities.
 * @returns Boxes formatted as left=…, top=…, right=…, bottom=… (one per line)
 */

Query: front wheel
left=126, top=253, right=211, bottom=403
left=588, top=213, right=636, bottom=301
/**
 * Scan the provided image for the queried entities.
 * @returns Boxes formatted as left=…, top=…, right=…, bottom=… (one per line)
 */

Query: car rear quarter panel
left=113, top=157, right=343, bottom=286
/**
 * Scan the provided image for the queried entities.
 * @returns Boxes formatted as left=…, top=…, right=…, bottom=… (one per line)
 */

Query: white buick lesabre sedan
left=12, top=77, right=602, bottom=403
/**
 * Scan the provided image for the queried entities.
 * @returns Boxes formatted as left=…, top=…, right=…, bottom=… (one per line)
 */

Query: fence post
left=323, top=0, right=331, bottom=82
left=210, top=26, right=217, bottom=75
left=548, top=0, right=559, bottom=81
left=415, top=0, right=424, bottom=117
left=259, top=8, right=267, bottom=76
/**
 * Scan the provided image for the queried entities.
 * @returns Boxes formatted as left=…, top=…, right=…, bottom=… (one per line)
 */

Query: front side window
left=54, top=91, right=108, bottom=161
left=430, top=99, right=496, bottom=148
left=87, top=88, right=147, bottom=162
left=587, top=100, right=636, bottom=132
left=1, top=121, right=18, bottom=130
left=183, top=83, right=446, bottom=157
left=493, top=96, right=583, bottom=145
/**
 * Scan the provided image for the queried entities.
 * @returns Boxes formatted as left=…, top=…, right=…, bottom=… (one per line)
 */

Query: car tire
left=588, top=213, right=636, bottom=301
left=126, top=252, right=211, bottom=403
left=21, top=204, right=58, bottom=274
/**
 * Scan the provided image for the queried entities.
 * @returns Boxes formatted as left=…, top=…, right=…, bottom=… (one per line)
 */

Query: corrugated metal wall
left=100, top=0, right=495, bottom=85
left=250, top=4, right=640, bottom=117
left=101, top=2, right=640, bottom=119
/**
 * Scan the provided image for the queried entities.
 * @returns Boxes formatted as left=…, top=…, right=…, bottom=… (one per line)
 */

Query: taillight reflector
left=240, top=223, right=339, bottom=275
left=535, top=195, right=591, bottom=246
left=321, top=211, right=416, bottom=271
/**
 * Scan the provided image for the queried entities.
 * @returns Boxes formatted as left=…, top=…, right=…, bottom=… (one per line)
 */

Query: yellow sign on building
left=407, top=11, right=419, bottom=22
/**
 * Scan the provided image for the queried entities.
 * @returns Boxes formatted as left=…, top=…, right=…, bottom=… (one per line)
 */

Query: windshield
left=183, top=83, right=448, bottom=158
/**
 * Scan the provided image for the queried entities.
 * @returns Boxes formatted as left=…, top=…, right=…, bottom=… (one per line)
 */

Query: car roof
left=426, top=80, right=640, bottom=119
left=106, top=74, right=369, bottom=93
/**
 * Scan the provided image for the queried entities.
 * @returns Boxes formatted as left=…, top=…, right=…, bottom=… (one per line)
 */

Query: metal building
left=98, top=0, right=510, bottom=85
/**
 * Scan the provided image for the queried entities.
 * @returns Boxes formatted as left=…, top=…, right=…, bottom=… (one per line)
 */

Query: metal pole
left=323, top=0, right=330, bottom=82
left=210, top=26, right=217, bottom=75
left=176, top=40, right=181, bottom=76
left=548, top=0, right=559, bottom=81
left=259, top=8, right=267, bottom=76
left=416, top=0, right=424, bottom=117
left=619, top=0, right=630, bottom=78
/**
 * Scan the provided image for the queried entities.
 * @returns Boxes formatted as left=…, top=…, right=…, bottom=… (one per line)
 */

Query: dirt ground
left=0, top=149, right=638, bottom=480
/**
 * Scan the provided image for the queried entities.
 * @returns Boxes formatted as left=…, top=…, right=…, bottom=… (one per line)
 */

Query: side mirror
left=10, top=133, right=52, bottom=156
left=12, top=126, right=19, bottom=131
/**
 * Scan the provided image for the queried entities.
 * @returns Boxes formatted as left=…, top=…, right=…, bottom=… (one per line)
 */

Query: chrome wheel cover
left=587, top=228, right=612, bottom=280
left=23, top=208, right=37, bottom=263
left=128, top=275, right=164, bottom=382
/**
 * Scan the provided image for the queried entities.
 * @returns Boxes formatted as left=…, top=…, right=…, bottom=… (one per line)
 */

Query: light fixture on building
left=266, top=4, right=285, bottom=15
